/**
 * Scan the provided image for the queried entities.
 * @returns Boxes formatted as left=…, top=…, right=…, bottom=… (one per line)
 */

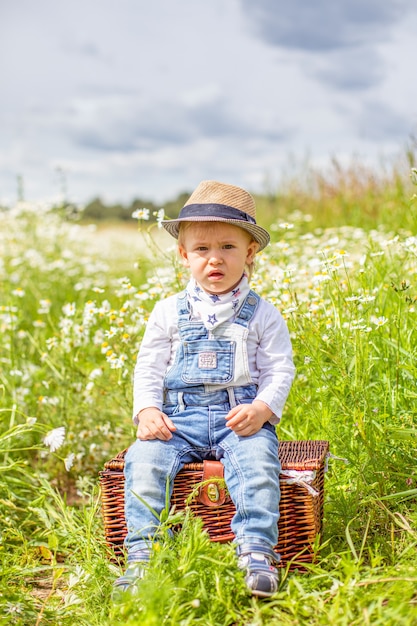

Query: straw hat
left=161, top=180, right=270, bottom=250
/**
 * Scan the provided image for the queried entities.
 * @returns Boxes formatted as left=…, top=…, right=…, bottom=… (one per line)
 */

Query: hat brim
left=162, top=217, right=270, bottom=251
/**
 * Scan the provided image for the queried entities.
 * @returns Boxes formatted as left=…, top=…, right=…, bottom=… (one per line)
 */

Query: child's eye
left=223, top=244, right=234, bottom=249
left=196, top=246, right=208, bottom=251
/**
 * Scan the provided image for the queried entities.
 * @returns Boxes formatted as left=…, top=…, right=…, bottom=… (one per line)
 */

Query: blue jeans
left=124, top=388, right=281, bottom=561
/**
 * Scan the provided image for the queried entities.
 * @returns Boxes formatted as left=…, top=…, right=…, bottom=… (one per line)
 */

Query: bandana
left=186, top=275, right=250, bottom=329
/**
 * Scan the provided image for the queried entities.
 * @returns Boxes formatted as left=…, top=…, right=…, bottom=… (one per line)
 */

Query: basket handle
left=197, top=460, right=227, bottom=508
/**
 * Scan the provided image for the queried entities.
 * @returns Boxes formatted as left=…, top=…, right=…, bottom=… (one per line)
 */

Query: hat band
left=179, top=203, right=256, bottom=224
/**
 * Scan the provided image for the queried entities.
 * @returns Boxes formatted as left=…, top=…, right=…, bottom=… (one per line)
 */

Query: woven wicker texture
left=99, top=440, right=329, bottom=569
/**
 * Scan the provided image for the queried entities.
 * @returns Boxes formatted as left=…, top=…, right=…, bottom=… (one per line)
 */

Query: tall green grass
left=1, top=160, right=417, bottom=624
left=256, top=151, right=417, bottom=233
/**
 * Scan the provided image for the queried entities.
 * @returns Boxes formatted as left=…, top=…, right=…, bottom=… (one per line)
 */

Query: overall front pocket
left=181, top=339, right=236, bottom=384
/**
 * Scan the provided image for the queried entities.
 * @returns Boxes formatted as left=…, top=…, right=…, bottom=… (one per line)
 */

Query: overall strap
left=176, top=291, right=208, bottom=339
left=234, top=290, right=260, bottom=327
left=176, top=290, right=190, bottom=319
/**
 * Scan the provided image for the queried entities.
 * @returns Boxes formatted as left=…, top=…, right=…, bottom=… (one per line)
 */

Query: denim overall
left=124, top=291, right=281, bottom=560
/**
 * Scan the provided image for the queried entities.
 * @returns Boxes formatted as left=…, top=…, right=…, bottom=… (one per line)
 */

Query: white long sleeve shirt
left=133, top=293, right=295, bottom=424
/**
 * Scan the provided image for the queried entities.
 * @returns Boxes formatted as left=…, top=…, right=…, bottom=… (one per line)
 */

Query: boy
left=115, top=180, right=295, bottom=597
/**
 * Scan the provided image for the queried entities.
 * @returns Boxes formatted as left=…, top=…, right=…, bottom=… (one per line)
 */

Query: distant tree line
left=81, top=191, right=190, bottom=222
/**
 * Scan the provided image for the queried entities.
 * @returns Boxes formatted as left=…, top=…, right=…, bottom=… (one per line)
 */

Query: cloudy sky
left=1, top=0, right=416, bottom=206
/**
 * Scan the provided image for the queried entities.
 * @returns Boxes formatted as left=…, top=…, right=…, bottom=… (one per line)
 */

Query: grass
left=1, top=158, right=417, bottom=624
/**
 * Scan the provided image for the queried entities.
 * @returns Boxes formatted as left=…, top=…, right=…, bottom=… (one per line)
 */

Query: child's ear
left=178, top=245, right=190, bottom=267
left=246, top=240, right=259, bottom=264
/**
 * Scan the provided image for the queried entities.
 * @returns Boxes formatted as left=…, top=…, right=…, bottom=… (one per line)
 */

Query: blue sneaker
left=112, top=549, right=151, bottom=598
left=237, top=543, right=280, bottom=598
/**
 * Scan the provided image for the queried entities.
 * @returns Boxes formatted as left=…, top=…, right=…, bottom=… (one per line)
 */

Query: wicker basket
left=99, top=439, right=329, bottom=569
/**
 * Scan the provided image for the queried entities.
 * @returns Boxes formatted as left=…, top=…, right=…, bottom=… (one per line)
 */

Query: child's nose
left=209, top=250, right=223, bottom=264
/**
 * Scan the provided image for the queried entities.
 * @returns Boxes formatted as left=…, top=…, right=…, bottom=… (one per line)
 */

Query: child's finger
left=162, top=415, right=177, bottom=432
left=153, top=419, right=174, bottom=440
left=225, top=407, right=247, bottom=429
left=226, top=405, right=241, bottom=419
left=137, top=415, right=175, bottom=440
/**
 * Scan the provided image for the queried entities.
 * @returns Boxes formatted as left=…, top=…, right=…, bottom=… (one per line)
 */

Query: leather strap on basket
left=197, top=460, right=226, bottom=508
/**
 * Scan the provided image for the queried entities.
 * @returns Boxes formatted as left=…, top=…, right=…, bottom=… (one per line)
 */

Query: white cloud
left=0, top=0, right=416, bottom=205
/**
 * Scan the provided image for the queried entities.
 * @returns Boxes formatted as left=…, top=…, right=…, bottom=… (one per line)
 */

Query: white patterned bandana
left=186, top=275, right=250, bottom=329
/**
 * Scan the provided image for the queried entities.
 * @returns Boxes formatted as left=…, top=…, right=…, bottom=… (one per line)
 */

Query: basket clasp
left=207, top=483, right=220, bottom=502
left=198, top=460, right=227, bottom=508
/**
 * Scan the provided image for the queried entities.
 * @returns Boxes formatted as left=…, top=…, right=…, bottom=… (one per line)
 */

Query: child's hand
left=225, top=400, right=273, bottom=437
left=136, top=407, right=177, bottom=441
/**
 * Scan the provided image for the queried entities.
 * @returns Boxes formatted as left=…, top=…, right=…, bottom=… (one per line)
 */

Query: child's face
left=178, top=222, right=259, bottom=294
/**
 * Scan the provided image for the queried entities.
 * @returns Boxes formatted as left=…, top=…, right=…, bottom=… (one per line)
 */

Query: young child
left=115, top=180, right=295, bottom=598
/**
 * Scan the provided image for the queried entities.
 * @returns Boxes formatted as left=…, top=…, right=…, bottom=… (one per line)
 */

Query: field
left=1, top=160, right=417, bottom=625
